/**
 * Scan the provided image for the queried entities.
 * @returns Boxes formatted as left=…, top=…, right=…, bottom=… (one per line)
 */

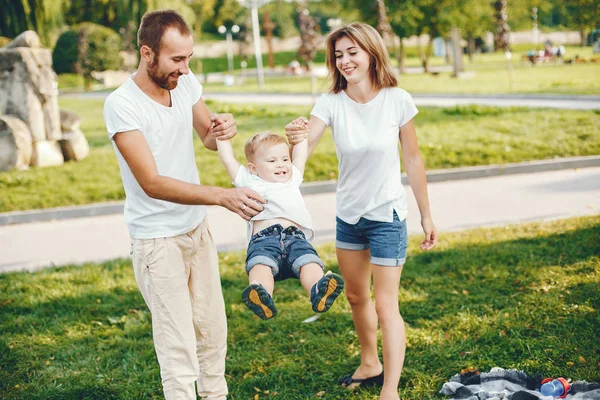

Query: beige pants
left=131, top=219, right=228, bottom=400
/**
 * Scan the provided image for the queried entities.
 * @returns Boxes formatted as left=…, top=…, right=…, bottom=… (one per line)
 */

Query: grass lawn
left=196, top=45, right=600, bottom=96
left=1, top=215, right=599, bottom=399
left=0, top=100, right=599, bottom=213
left=58, top=45, right=599, bottom=96
left=201, top=63, right=600, bottom=96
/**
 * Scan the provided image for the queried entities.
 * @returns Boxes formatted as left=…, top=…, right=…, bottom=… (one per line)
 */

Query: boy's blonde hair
left=244, top=131, right=287, bottom=162
left=325, top=22, right=398, bottom=94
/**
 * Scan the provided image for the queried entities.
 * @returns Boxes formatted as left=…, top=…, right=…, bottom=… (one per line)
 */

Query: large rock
left=31, top=140, right=64, bottom=167
left=0, top=43, right=61, bottom=141
left=0, top=115, right=32, bottom=171
left=60, top=129, right=89, bottom=161
left=3, top=31, right=41, bottom=49
left=60, top=109, right=81, bottom=131
left=0, top=31, right=89, bottom=172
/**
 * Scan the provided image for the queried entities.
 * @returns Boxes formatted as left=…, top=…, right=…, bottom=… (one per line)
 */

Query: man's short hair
left=137, top=9, right=192, bottom=55
left=244, top=132, right=287, bottom=162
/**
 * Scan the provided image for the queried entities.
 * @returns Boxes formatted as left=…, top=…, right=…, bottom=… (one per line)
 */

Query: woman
left=285, top=22, right=437, bottom=400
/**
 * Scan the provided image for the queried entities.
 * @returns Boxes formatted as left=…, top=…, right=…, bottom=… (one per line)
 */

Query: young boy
left=216, top=129, right=344, bottom=320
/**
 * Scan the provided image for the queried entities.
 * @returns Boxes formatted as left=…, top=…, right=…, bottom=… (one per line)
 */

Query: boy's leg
left=189, top=220, right=228, bottom=399
left=242, top=267, right=277, bottom=320
left=298, top=262, right=324, bottom=293
left=243, top=231, right=281, bottom=320
left=287, top=230, right=344, bottom=313
left=248, top=264, right=275, bottom=295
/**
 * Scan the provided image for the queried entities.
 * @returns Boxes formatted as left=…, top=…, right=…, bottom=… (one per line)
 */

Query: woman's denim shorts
left=335, top=211, right=408, bottom=267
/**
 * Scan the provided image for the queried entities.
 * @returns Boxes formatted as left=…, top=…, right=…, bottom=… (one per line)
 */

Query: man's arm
left=216, top=138, right=241, bottom=181
left=192, top=99, right=237, bottom=151
left=113, top=129, right=264, bottom=220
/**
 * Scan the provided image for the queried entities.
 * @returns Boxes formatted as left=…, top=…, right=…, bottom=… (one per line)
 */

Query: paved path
left=61, top=91, right=600, bottom=110
left=2, top=167, right=598, bottom=274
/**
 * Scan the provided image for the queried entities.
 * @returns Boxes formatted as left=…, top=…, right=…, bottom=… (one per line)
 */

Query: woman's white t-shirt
left=104, top=73, right=205, bottom=239
left=310, top=87, right=418, bottom=225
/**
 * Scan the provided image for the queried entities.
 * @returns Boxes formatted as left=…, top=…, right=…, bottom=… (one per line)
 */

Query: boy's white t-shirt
left=233, top=165, right=315, bottom=241
left=310, top=87, right=418, bottom=225
left=103, top=73, right=206, bottom=239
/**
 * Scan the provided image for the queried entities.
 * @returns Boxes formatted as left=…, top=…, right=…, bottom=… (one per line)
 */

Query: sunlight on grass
left=1, top=216, right=598, bottom=399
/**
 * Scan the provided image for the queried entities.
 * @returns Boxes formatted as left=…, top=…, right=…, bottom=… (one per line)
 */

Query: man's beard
left=148, top=57, right=180, bottom=90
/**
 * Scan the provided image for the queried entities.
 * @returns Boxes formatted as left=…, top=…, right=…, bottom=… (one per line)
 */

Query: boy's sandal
left=310, top=272, right=345, bottom=313
left=339, top=371, right=384, bottom=388
left=242, top=284, right=277, bottom=320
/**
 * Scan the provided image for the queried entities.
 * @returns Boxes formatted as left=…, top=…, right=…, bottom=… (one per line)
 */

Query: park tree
left=412, top=0, right=454, bottom=72
left=262, top=0, right=298, bottom=39
left=493, top=0, right=511, bottom=51
left=451, top=0, right=494, bottom=61
left=63, top=0, right=195, bottom=40
left=187, top=0, right=216, bottom=39
left=375, top=0, right=395, bottom=44
left=296, top=2, right=320, bottom=70
left=0, top=0, right=68, bottom=45
left=214, top=0, right=246, bottom=29
left=565, top=0, right=600, bottom=46
left=387, top=0, right=421, bottom=73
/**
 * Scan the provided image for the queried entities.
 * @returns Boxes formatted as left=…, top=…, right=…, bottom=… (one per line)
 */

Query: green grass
left=0, top=100, right=598, bottom=213
left=195, top=44, right=600, bottom=95
left=57, top=45, right=600, bottom=95
left=202, top=63, right=600, bottom=95
left=1, top=215, right=599, bottom=399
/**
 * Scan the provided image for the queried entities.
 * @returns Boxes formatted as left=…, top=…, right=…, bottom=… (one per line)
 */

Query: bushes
left=52, top=30, right=79, bottom=74
left=53, top=23, right=121, bottom=86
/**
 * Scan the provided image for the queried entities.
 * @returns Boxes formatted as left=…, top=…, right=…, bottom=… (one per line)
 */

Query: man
left=103, top=10, right=264, bottom=400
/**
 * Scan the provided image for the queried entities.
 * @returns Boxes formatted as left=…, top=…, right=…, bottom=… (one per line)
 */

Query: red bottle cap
left=541, top=377, right=571, bottom=398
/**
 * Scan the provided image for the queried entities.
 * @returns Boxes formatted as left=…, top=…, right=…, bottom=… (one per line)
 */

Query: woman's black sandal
left=339, top=371, right=384, bottom=388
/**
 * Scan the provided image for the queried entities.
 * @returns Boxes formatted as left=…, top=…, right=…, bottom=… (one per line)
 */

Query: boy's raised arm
left=216, top=138, right=241, bottom=181
left=291, top=136, right=308, bottom=176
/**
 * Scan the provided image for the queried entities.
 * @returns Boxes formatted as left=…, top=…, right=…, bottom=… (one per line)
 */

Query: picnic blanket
left=440, top=367, right=600, bottom=400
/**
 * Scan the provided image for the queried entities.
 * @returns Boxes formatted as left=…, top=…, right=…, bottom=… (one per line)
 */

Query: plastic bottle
left=540, top=377, right=571, bottom=398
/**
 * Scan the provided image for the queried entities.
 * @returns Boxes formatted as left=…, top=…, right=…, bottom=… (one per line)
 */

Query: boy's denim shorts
left=336, top=211, right=408, bottom=267
left=245, top=224, right=324, bottom=281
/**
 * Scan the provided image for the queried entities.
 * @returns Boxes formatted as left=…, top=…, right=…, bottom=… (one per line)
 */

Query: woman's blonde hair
left=244, top=131, right=287, bottom=162
left=325, top=22, right=397, bottom=93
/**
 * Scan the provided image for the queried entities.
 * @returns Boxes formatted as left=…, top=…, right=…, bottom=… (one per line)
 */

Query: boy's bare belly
left=252, top=217, right=300, bottom=235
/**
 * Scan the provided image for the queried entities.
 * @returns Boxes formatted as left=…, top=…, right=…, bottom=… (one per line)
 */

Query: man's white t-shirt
left=104, top=73, right=206, bottom=239
left=233, top=165, right=315, bottom=241
left=310, top=87, right=418, bottom=225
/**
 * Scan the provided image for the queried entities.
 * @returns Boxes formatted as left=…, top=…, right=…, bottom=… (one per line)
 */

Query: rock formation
left=0, top=30, right=89, bottom=171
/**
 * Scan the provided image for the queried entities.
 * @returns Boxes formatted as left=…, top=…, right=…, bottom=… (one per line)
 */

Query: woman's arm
left=285, top=115, right=327, bottom=159
left=399, top=119, right=438, bottom=250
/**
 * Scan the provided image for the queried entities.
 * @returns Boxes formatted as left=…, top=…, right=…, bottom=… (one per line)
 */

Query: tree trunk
left=467, top=34, right=474, bottom=62
left=397, top=37, right=406, bottom=74
left=579, top=27, right=586, bottom=46
left=296, top=4, right=319, bottom=69
left=422, top=35, right=433, bottom=73
left=376, top=0, right=394, bottom=46
left=493, top=0, right=510, bottom=52
left=416, top=35, right=426, bottom=71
